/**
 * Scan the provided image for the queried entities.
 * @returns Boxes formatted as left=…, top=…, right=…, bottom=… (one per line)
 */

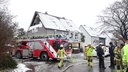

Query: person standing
left=96, top=43, right=106, bottom=69
left=57, top=45, right=67, bottom=68
left=114, top=44, right=124, bottom=72
left=122, top=41, right=128, bottom=72
left=109, top=42, right=115, bottom=69
left=86, top=44, right=95, bottom=67
left=84, top=46, right=88, bottom=60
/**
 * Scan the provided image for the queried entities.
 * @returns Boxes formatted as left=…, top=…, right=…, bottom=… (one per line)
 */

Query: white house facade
left=79, top=25, right=106, bottom=47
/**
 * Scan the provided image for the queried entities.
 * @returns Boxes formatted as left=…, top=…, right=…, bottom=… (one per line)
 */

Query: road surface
left=9, top=53, right=118, bottom=72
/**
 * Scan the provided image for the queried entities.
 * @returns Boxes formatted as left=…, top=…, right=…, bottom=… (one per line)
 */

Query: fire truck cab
left=12, top=39, right=72, bottom=61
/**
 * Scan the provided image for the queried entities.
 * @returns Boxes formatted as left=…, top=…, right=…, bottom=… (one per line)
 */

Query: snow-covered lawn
left=13, top=63, right=31, bottom=72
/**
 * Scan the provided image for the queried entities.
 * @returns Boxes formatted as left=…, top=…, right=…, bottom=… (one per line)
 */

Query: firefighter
left=114, top=43, right=124, bottom=72
left=84, top=46, right=88, bottom=60
left=68, top=46, right=72, bottom=58
left=122, top=41, right=128, bottom=72
left=57, top=44, right=67, bottom=68
left=86, top=44, right=95, bottom=67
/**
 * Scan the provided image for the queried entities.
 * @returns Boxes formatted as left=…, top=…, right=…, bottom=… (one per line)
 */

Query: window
left=27, top=42, right=43, bottom=50
left=34, top=42, right=43, bottom=50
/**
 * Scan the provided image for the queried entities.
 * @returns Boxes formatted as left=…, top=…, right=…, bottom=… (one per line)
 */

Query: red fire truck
left=12, top=39, right=72, bottom=61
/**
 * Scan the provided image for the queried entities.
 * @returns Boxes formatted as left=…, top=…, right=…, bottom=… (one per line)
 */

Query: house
left=27, top=11, right=81, bottom=42
left=100, top=32, right=115, bottom=46
left=79, top=25, right=106, bottom=47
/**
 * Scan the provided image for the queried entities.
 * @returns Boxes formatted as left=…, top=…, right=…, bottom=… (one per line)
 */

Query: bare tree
left=0, top=10, right=16, bottom=52
left=0, top=0, right=17, bottom=68
left=17, top=28, right=26, bottom=37
left=98, top=0, right=128, bottom=41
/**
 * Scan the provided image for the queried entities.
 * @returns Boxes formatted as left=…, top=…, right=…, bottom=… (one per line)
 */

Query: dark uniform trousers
left=99, top=56, right=105, bottom=68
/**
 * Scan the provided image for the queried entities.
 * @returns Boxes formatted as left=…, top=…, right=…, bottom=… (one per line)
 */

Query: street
left=17, top=53, right=117, bottom=72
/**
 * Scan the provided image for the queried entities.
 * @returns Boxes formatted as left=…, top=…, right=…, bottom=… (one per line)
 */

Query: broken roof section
left=30, top=11, right=80, bottom=32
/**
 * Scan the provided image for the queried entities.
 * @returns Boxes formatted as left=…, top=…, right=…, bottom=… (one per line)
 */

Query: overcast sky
left=8, top=0, right=118, bottom=31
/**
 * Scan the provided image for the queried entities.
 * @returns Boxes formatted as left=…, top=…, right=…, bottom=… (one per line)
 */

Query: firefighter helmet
left=60, top=44, right=63, bottom=47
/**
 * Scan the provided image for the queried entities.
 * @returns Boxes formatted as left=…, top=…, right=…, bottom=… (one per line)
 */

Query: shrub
left=0, top=54, right=17, bottom=71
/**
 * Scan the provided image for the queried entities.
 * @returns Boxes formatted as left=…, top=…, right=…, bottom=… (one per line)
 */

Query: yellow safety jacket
left=122, top=44, right=128, bottom=65
left=57, top=48, right=67, bottom=58
left=87, top=47, right=95, bottom=56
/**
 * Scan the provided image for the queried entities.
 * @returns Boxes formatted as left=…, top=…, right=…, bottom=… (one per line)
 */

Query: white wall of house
left=79, top=26, right=91, bottom=46
left=79, top=25, right=107, bottom=47
left=106, top=37, right=111, bottom=46
left=91, top=36, right=99, bottom=47
left=102, top=33, right=112, bottom=46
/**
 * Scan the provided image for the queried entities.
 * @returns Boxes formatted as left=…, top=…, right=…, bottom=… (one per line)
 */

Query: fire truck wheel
left=40, top=52, right=49, bottom=61
left=15, top=51, right=22, bottom=59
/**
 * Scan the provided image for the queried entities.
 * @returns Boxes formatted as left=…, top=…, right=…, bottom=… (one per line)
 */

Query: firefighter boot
left=58, top=58, right=64, bottom=68
left=90, top=62, right=93, bottom=68
left=58, top=63, right=63, bottom=68
left=90, top=59, right=93, bottom=67
left=122, top=67, right=127, bottom=72
left=58, top=64, right=61, bottom=68
left=116, top=70, right=120, bottom=72
left=88, top=62, right=90, bottom=66
left=58, top=63, right=61, bottom=68
left=58, top=62, right=62, bottom=68
left=87, top=60, right=90, bottom=66
left=116, top=66, right=120, bottom=72
left=122, top=69, right=126, bottom=72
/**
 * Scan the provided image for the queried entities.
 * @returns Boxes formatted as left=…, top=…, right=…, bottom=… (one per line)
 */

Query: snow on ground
left=24, top=61, right=46, bottom=72
left=12, top=63, right=31, bottom=72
